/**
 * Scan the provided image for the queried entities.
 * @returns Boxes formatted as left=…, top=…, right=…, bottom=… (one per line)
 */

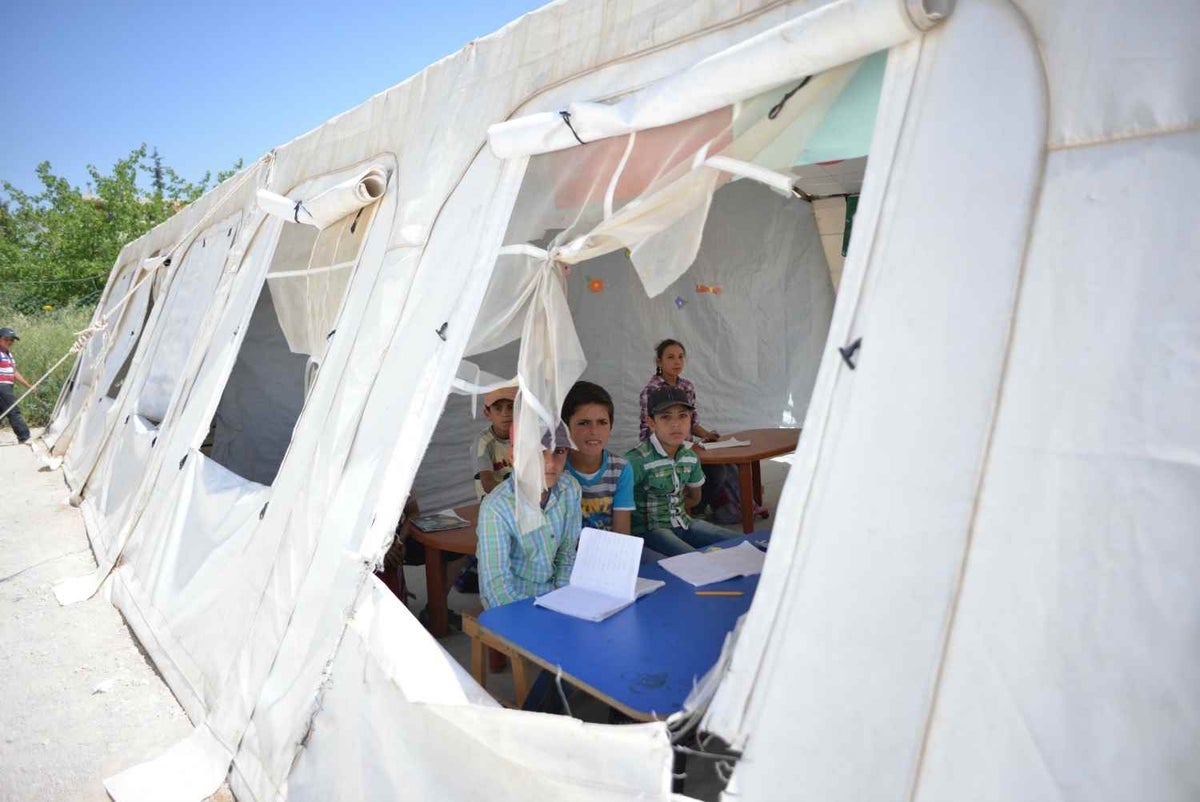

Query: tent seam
left=1047, top=119, right=1200, bottom=152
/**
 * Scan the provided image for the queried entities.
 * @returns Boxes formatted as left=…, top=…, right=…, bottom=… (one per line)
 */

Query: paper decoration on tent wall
left=588, top=277, right=605, bottom=293
left=675, top=296, right=686, bottom=309
left=696, top=284, right=723, bottom=295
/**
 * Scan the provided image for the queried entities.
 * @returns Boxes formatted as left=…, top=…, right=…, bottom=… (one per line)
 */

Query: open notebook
left=535, top=528, right=665, bottom=622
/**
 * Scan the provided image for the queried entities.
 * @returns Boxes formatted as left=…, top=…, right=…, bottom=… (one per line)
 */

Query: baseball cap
left=540, top=421, right=573, bottom=450
left=483, top=385, right=517, bottom=408
left=0, top=327, right=18, bottom=340
left=646, top=385, right=694, bottom=416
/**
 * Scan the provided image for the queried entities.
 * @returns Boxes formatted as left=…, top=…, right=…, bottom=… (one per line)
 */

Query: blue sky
left=0, top=0, right=546, bottom=195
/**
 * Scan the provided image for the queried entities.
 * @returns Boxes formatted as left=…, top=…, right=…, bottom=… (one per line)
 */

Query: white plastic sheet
left=139, top=213, right=241, bottom=422
left=286, top=583, right=672, bottom=801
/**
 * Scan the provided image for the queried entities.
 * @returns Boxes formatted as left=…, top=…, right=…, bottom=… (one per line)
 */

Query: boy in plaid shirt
left=476, top=420, right=582, bottom=609
left=624, top=385, right=730, bottom=556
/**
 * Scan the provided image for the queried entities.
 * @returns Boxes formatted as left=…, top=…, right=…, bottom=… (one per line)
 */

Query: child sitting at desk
left=474, top=386, right=516, bottom=499
left=562, top=380, right=634, bottom=534
left=459, top=386, right=517, bottom=594
left=624, top=386, right=731, bottom=556
left=375, top=494, right=421, bottom=603
left=476, top=419, right=582, bottom=609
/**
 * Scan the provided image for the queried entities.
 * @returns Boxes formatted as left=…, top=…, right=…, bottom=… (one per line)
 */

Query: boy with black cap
left=624, top=385, right=730, bottom=556
left=0, top=327, right=33, bottom=444
left=476, top=418, right=582, bottom=609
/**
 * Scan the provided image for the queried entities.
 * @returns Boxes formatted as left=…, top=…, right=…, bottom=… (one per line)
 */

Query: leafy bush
left=0, top=302, right=94, bottom=427
left=0, top=146, right=241, bottom=428
left=1, top=145, right=241, bottom=311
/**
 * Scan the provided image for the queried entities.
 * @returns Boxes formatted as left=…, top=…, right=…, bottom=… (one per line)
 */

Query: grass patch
left=1, top=303, right=94, bottom=427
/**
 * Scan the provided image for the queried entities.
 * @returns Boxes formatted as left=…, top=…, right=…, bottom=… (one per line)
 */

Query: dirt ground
left=0, top=431, right=219, bottom=801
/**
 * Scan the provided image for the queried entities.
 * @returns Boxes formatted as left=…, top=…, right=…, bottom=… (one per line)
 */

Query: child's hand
left=704, top=430, right=720, bottom=443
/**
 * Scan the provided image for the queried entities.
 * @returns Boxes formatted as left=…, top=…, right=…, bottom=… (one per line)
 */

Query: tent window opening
left=388, top=54, right=884, bottom=749
left=201, top=204, right=378, bottom=485
left=105, top=292, right=156, bottom=401
left=461, top=51, right=884, bottom=530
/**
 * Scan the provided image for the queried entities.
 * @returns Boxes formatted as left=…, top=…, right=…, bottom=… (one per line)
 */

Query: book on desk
left=410, top=510, right=470, bottom=532
left=535, top=528, right=664, bottom=622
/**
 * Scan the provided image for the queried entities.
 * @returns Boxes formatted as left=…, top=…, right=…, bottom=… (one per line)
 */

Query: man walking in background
left=0, top=327, right=34, bottom=444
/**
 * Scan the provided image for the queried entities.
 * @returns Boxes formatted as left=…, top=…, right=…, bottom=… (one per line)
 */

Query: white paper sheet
left=658, top=542, right=766, bottom=587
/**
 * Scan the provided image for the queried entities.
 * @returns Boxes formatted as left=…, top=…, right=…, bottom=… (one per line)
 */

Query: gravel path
left=0, top=432, right=196, bottom=801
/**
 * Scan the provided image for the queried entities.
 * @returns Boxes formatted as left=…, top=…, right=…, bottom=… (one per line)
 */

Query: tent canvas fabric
left=38, top=0, right=1200, bottom=800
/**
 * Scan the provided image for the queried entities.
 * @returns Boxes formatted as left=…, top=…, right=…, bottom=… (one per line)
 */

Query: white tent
left=38, top=0, right=1200, bottom=800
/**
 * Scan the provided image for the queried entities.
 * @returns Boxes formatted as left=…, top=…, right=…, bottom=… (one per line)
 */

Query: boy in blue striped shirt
left=562, top=381, right=634, bottom=534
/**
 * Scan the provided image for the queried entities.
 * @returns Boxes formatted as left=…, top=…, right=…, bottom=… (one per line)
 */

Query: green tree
left=0, top=145, right=242, bottom=311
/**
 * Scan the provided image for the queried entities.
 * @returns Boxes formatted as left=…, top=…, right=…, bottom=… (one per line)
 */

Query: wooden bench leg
left=470, top=633, right=487, bottom=689
left=463, top=610, right=494, bottom=690
left=511, top=656, right=532, bottom=707
left=488, top=647, right=508, bottom=672
left=464, top=609, right=540, bottom=708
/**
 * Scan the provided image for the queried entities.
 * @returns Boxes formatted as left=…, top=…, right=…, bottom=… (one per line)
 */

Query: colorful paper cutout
left=589, top=278, right=605, bottom=293
left=674, top=296, right=686, bottom=309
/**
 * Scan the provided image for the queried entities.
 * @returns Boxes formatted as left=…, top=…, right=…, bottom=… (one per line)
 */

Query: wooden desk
left=696, top=428, right=800, bottom=534
left=477, top=536, right=760, bottom=721
left=410, top=504, right=479, bottom=638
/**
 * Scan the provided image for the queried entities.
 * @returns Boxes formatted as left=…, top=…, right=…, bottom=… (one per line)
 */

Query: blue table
left=477, top=537, right=760, bottom=720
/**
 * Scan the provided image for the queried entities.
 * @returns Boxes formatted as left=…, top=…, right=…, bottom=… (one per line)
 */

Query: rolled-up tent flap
left=257, top=163, right=390, bottom=229
left=487, top=0, right=952, bottom=159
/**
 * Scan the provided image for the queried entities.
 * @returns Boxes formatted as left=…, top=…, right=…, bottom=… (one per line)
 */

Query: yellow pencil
left=695, top=590, right=744, bottom=597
